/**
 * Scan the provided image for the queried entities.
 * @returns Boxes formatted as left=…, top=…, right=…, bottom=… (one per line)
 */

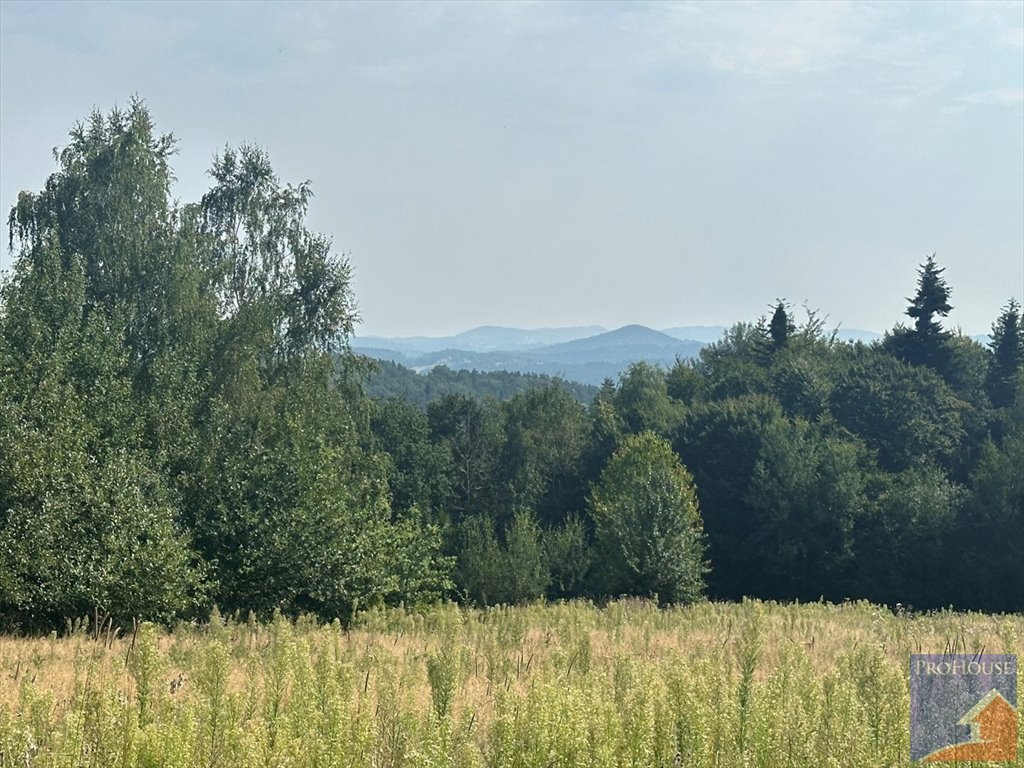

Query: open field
left=0, top=600, right=1021, bottom=767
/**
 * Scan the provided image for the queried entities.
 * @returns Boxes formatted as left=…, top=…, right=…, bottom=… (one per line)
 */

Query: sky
left=1, top=1, right=1022, bottom=337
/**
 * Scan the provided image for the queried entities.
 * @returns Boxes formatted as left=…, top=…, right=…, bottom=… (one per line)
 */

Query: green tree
left=952, top=435, right=1024, bottom=612
left=768, top=349, right=832, bottom=421
left=428, top=395, right=505, bottom=525
left=1, top=101, right=453, bottom=626
left=369, top=397, right=454, bottom=524
left=0, top=104, right=205, bottom=624
left=693, top=323, right=773, bottom=400
left=665, top=358, right=702, bottom=405
left=185, top=143, right=450, bottom=620
left=542, top=516, right=592, bottom=599
left=673, top=394, right=784, bottom=599
left=365, top=360, right=596, bottom=408
left=580, top=379, right=624, bottom=488
left=588, top=432, right=706, bottom=604
left=829, top=349, right=966, bottom=473
left=455, top=510, right=548, bottom=605
left=949, top=379, right=1024, bottom=612
left=190, top=367, right=451, bottom=619
left=744, top=419, right=871, bottom=601
left=768, top=300, right=793, bottom=352
left=884, top=255, right=954, bottom=374
left=987, top=298, right=1023, bottom=409
left=907, top=255, right=953, bottom=339
left=613, top=361, right=682, bottom=436
left=199, top=145, right=355, bottom=361
left=874, top=465, right=963, bottom=608
left=501, top=386, right=588, bottom=526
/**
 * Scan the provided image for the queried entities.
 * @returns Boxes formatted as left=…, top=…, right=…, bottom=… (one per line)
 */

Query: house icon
left=923, top=689, right=1017, bottom=762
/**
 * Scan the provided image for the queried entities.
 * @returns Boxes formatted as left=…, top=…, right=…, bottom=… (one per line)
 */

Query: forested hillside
left=365, top=360, right=597, bottom=407
left=1, top=104, right=1021, bottom=631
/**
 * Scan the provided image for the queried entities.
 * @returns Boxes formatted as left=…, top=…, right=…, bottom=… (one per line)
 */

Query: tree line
left=1, top=103, right=1021, bottom=630
left=372, top=276, right=1022, bottom=614
left=366, top=360, right=596, bottom=408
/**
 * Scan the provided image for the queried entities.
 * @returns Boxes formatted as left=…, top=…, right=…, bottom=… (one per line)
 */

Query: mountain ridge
left=353, top=324, right=705, bottom=385
left=351, top=323, right=991, bottom=386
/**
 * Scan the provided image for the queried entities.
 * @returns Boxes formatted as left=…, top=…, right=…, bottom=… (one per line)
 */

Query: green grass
left=0, top=600, right=1020, bottom=767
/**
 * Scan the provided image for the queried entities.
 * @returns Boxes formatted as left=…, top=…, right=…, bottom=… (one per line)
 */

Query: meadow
left=0, top=600, right=1021, bottom=768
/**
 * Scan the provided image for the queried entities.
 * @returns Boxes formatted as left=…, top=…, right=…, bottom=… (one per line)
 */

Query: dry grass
left=0, top=600, right=1021, bottom=767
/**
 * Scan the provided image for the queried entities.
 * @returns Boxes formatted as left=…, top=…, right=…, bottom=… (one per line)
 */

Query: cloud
left=652, top=1, right=875, bottom=78
left=956, top=88, right=1024, bottom=106
left=999, top=26, right=1024, bottom=48
left=356, top=60, right=415, bottom=88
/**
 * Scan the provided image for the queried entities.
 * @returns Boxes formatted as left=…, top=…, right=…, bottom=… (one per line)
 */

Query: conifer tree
left=906, top=254, right=953, bottom=362
left=885, top=254, right=954, bottom=374
left=768, top=300, right=793, bottom=352
left=987, top=298, right=1023, bottom=409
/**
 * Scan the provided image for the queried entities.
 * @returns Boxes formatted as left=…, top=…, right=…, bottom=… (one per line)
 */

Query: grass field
left=0, top=600, right=1020, bottom=767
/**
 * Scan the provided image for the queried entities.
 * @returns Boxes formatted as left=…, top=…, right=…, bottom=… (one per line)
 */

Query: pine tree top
left=906, top=254, right=953, bottom=338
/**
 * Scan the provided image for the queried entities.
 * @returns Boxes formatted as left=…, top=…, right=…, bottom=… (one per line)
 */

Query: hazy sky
left=1, top=1, right=1022, bottom=337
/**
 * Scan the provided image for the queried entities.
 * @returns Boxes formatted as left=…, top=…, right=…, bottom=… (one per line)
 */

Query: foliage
left=906, top=255, right=953, bottom=339
left=987, top=298, right=1024, bottom=409
left=588, top=432, right=706, bottom=604
left=427, top=395, right=506, bottom=526
left=768, top=300, right=794, bottom=352
left=743, top=418, right=870, bottom=601
left=949, top=405, right=1024, bottom=612
left=613, top=361, right=683, bottom=437
left=2, top=100, right=1021, bottom=627
left=455, top=510, right=549, bottom=605
left=883, top=254, right=954, bottom=374
left=673, top=394, right=784, bottom=600
left=0, top=107, right=203, bottom=627
left=828, top=350, right=966, bottom=472
left=366, top=360, right=597, bottom=407
left=368, top=397, right=454, bottom=522
left=500, top=386, right=588, bottom=526
left=0, top=102, right=450, bottom=628
left=692, top=323, right=773, bottom=399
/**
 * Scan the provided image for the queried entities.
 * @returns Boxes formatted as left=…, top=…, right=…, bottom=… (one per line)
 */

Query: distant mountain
left=353, top=322, right=993, bottom=387
left=539, top=325, right=699, bottom=362
left=355, top=325, right=705, bottom=385
left=354, top=325, right=606, bottom=355
left=450, top=325, right=606, bottom=351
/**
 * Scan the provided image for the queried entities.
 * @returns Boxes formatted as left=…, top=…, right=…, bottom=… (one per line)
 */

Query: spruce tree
left=906, top=255, right=953, bottom=362
left=769, top=300, right=793, bottom=352
left=987, top=298, right=1024, bottom=409
left=885, top=254, right=954, bottom=374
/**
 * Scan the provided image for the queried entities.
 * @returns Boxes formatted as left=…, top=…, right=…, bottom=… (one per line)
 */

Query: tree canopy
left=588, top=432, right=706, bottom=604
left=1, top=105, right=1020, bottom=628
left=0, top=102, right=450, bottom=628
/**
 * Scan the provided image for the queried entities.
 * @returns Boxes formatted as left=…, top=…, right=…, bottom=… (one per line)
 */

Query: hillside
left=537, top=324, right=697, bottom=361
left=364, top=359, right=598, bottom=407
left=355, top=325, right=607, bottom=354
left=353, top=324, right=706, bottom=385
